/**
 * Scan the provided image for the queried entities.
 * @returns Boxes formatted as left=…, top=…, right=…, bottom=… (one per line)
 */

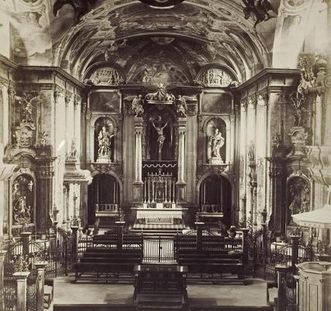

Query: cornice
left=236, top=68, right=301, bottom=92
left=18, top=66, right=85, bottom=89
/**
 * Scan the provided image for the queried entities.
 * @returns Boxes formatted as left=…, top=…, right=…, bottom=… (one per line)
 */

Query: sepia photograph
left=0, top=0, right=330, bottom=310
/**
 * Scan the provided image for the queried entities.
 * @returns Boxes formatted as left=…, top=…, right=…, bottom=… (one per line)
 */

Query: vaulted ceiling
left=52, top=0, right=279, bottom=83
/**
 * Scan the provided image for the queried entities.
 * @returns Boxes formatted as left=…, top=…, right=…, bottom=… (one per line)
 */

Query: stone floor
left=50, top=276, right=276, bottom=310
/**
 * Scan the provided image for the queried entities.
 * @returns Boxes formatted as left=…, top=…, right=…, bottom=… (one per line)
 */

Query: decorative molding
left=90, top=162, right=123, bottom=180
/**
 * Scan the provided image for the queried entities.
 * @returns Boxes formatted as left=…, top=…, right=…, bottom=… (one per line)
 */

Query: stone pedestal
left=297, top=261, right=331, bottom=311
left=208, top=157, right=224, bottom=165
left=13, top=271, right=30, bottom=311
left=34, top=262, right=47, bottom=311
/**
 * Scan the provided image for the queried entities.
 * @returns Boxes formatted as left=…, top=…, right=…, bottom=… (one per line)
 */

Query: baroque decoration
left=12, top=175, right=34, bottom=225
left=242, top=0, right=277, bottom=28
left=88, top=67, right=124, bottom=86
left=13, top=93, right=39, bottom=148
left=53, top=0, right=98, bottom=23
left=196, top=68, right=234, bottom=87
left=145, top=84, right=175, bottom=104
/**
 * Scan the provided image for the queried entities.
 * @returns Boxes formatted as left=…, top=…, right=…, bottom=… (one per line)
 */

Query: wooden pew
left=174, top=233, right=246, bottom=279
left=74, top=239, right=143, bottom=281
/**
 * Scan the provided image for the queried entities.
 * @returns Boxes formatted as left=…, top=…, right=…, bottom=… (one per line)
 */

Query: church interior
left=0, top=0, right=331, bottom=310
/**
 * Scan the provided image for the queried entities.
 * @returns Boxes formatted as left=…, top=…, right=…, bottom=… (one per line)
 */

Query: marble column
left=34, top=262, right=47, bottom=311
left=13, top=271, right=30, bottom=311
left=35, top=155, right=54, bottom=234
left=246, top=96, right=256, bottom=227
left=74, top=94, right=81, bottom=160
left=176, top=118, right=187, bottom=203
left=133, top=117, right=143, bottom=202
left=239, top=100, right=247, bottom=225
left=256, top=94, right=268, bottom=227
left=65, top=92, right=74, bottom=158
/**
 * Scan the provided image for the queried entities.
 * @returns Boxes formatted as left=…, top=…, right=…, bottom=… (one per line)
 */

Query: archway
left=199, top=174, right=232, bottom=227
left=87, top=174, right=120, bottom=225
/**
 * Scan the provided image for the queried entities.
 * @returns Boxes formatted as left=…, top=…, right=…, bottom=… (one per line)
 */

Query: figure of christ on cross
left=151, top=116, right=168, bottom=161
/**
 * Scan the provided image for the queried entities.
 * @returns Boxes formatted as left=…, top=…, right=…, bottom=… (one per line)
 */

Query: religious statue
left=13, top=195, right=31, bottom=225
left=97, top=126, right=114, bottom=159
left=176, top=95, right=187, bottom=117
left=68, top=139, right=78, bottom=159
left=242, top=0, right=275, bottom=28
left=16, top=95, right=35, bottom=124
left=131, top=95, right=144, bottom=117
left=208, top=128, right=225, bottom=160
left=151, top=116, right=168, bottom=160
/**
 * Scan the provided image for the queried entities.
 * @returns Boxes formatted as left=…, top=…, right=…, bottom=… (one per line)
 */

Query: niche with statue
left=206, top=118, right=227, bottom=164
left=94, top=117, right=115, bottom=163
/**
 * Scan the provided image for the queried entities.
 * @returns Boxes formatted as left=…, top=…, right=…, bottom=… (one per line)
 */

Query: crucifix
left=151, top=116, right=168, bottom=161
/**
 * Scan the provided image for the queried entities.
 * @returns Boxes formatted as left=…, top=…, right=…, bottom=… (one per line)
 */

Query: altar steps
left=130, top=223, right=187, bottom=237
left=130, top=227, right=184, bottom=237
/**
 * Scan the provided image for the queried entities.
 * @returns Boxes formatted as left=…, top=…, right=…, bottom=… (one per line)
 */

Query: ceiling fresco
left=50, top=0, right=278, bottom=83
left=0, top=0, right=286, bottom=82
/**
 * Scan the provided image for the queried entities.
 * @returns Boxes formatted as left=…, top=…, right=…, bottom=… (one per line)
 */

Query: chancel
left=0, top=0, right=331, bottom=310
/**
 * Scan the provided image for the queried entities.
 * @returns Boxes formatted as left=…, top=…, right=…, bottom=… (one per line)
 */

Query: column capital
left=65, top=92, right=73, bottom=106
left=74, top=94, right=81, bottom=106
left=34, top=261, right=48, bottom=269
left=257, top=93, right=268, bottom=106
left=247, top=94, right=257, bottom=109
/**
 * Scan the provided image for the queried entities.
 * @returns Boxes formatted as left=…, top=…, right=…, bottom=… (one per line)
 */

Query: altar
left=132, top=203, right=187, bottom=230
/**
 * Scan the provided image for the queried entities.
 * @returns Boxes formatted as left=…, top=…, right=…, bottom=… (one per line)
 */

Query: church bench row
left=74, top=246, right=143, bottom=281
left=174, top=234, right=245, bottom=279
left=74, top=262, right=140, bottom=281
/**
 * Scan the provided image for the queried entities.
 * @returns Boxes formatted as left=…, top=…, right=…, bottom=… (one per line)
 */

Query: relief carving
left=12, top=174, right=34, bottom=225
left=287, top=177, right=310, bottom=224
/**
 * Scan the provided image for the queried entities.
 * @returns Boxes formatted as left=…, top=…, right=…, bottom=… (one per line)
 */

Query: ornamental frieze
left=196, top=163, right=230, bottom=183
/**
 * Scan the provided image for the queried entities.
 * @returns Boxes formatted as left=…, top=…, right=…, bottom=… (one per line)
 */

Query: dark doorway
left=199, top=175, right=232, bottom=227
left=87, top=174, right=120, bottom=225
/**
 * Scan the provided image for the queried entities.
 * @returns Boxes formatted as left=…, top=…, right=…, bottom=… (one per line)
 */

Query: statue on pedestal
left=208, top=128, right=225, bottom=163
left=176, top=95, right=187, bottom=117
left=97, top=126, right=114, bottom=162
left=131, top=95, right=144, bottom=117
